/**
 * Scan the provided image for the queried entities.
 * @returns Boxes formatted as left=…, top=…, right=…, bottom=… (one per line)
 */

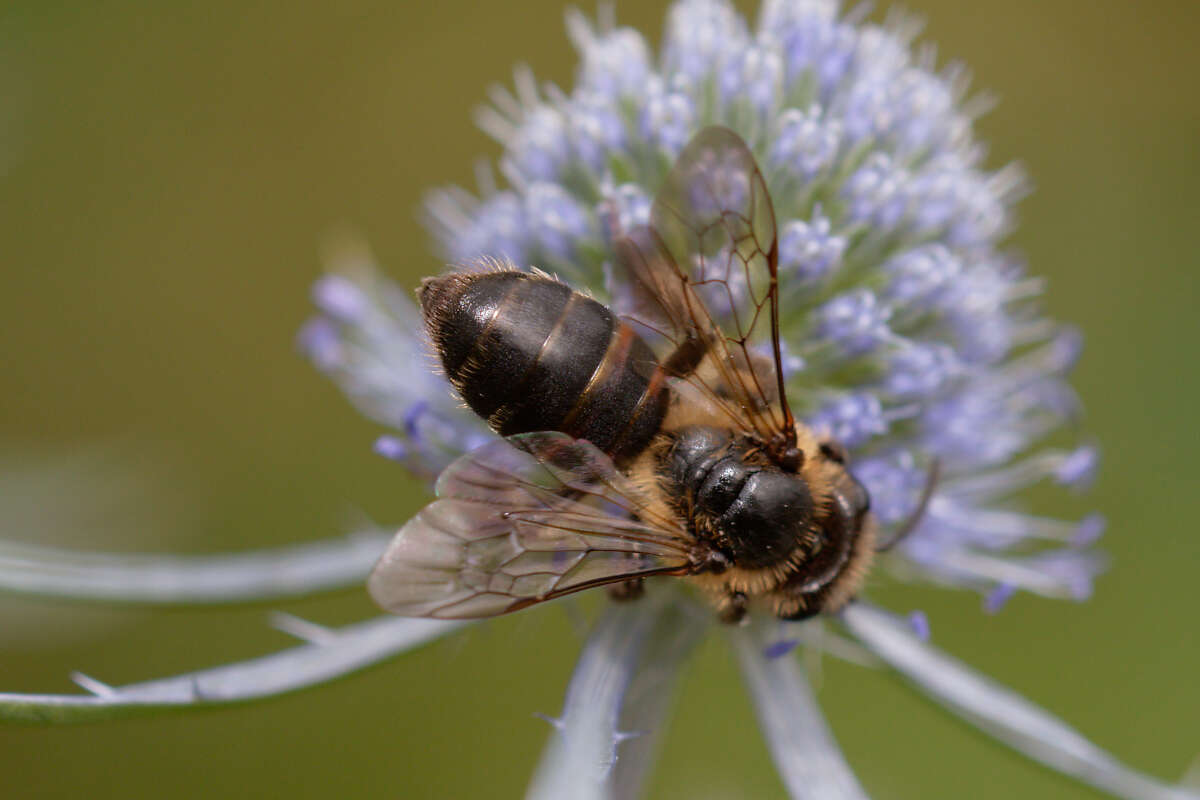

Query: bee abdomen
left=420, top=270, right=668, bottom=462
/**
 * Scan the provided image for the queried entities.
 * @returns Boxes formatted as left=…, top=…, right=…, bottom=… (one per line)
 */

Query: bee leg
left=691, top=547, right=731, bottom=575
left=781, top=602, right=820, bottom=622
left=606, top=578, right=645, bottom=603
left=718, top=591, right=748, bottom=625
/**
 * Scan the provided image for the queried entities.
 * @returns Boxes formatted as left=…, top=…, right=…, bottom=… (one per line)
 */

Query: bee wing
left=368, top=432, right=694, bottom=619
left=614, top=126, right=796, bottom=445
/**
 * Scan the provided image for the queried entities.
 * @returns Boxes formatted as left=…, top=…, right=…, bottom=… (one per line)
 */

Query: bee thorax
left=666, top=426, right=813, bottom=570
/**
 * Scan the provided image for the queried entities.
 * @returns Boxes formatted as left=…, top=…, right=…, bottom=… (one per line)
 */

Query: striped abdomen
left=419, top=270, right=669, bottom=464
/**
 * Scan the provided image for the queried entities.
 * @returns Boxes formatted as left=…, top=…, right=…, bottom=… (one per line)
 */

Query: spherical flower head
left=305, top=0, right=1101, bottom=612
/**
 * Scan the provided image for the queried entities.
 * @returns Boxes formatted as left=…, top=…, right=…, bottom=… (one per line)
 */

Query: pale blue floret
left=778, top=211, right=846, bottom=280
left=524, top=182, right=594, bottom=263
left=599, top=182, right=652, bottom=234
left=882, top=342, right=961, bottom=399
left=637, top=81, right=695, bottom=157
left=884, top=69, right=964, bottom=157
left=852, top=451, right=928, bottom=525
left=984, top=582, right=1018, bottom=613
left=311, top=273, right=370, bottom=322
left=719, top=41, right=785, bottom=116
left=1055, top=444, right=1100, bottom=489
left=934, top=260, right=1022, bottom=363
left=508, top=105, right=571, bottom=183
left=567, top=11, right=651, bottom=98
left=809, top=392, right=888, bottom=448
left=769, top=106, right=843, bottom=180
left=815, top=288, right=894, bottom=356
left=842, top=152, right=909, bottom=230
left=907, top=610, right=931, bottom=642
left=922, top=385, right=1029, bottom=465
left=295, top=317, right=342, bottom=372
left=372, top=434, right=408, bottom=463
left=425, top=189, right=528, bottom=266
left=564, top=91, right=627, bottom=173
left=662, top=0, right=750, bottom=84
left=906, top=156, right=1018, bottom=247
left=883, top=244, right=962, bottom=306
left=472, top=192, right=530, bottom=264
left=759, top=0, right=858, bottom=95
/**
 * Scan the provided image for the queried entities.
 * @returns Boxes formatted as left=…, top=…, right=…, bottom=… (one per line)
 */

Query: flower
left=343, top=0, right=1098, bottom=614
left=0, top=2, right=1195, bottom=799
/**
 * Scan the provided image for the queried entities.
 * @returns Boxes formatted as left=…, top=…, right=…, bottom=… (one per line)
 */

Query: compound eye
left=842, top=473, right=871, bottom=517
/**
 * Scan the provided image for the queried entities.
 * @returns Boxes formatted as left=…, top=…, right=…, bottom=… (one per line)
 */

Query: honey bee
left=368, top=127, right=934, bottom=623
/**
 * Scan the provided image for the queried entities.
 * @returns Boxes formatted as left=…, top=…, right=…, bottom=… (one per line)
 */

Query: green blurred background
left=0, top=0, right=1197, bottom=797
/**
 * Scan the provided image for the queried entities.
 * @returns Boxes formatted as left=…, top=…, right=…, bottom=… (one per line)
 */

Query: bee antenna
left=876, top=458, right=941, bottom=553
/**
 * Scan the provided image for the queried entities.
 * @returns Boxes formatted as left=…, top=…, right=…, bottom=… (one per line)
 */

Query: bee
left=369, top=127, right=935, bottom=623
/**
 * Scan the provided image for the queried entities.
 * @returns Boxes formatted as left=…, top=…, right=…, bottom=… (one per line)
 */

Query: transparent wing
left=367, top=433, right=694, bottom=619
left=614, top=126, right=796, bottom=450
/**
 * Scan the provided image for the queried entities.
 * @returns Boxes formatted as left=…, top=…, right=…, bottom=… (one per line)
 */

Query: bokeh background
left=1, top=0, right=1197, bottom=797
